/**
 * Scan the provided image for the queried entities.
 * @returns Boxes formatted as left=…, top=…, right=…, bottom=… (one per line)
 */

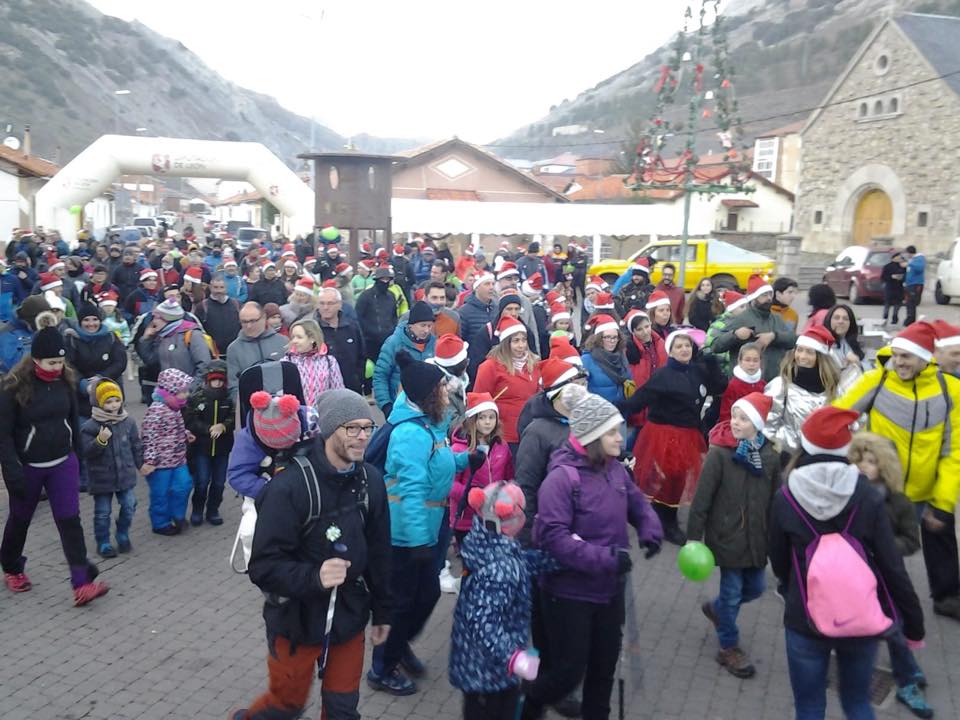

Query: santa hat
left=38, top=272, right=62, bottom=292
left=183, top=267, right=203, bottom=284
left=521, top=272, right=544, bottom=296
left=465, top=245, right=476, bottom=257
left=800, top=406, right=860, bottom=457
left=474, top=272, right=495, bottom=287
left=413, top=288, right=425, bottom=302
left=746, top=274, right=773, bottom=301
left=96, top=290, right=119, bottom=308
left=545, top=290, right=562, bottom=305
left=293, top=276, right=315, bottom=297
left=284, top=259, right=299, bottom=270
left=721, top=289, right=748, bottom=311
left=624, top=308, right=649, bottom=331
left=47, top=257, right=65, bottom=273
left=731, top=392, right=774, bottom=430
left=550, top=335, right=582, bottom=366
left=497, top=262, right=520, bottom=280
left=645, top=290, right=671, bottom=310
left=223, top=258, right=238, bottom=269
left=250, top=391, right=303, bottom=450
left=665, top=329, right=697, bottom=354
left=392, top=244, right=404, bottom=257
left=359, top=258, right=376, bottom=271
left=433, top=333, right=468, bottom=367
left=796, top=325, right=835, bottom=355
left=585, top=275, right=606, bottom=293
left=335, top=262, right=352, bottom=276
left=932, top=319, right=960, bottom=349
left=891, top=321, right=938, bottom=362
left=138, top=267, right=158, bottom=283
left=539, top=357, right=581, bottom=399
left=588, top=313, right=619, bottom=336
left=550, top=303, right=570, bottom=323
left=361, top=242, right=372, bottom=257
left=631, top=257, right=651, bottom=275
left=322, top=279, right=337, bottom=288
left=280, top=245, right=296, bottom=258
left=594, top=292, right=615, bottom=310
left=260, top=258, right=276, bottom=270
left=496, top=316, right=526, bottom=343
left=465, top=391, right=498, bottom=419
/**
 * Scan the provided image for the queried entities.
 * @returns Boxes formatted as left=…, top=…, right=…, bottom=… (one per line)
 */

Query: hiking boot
left=190, top=512, right=204, bottom=527
left=153, top=525, right=179, bottom=536
left=4, top=572, right=32, bottom=593
left=366, top=666, right=417, bottom=696
left=400, top=646, right=426, bottom=678
left=206, top=512, right=224, bottom=526
left=911, top=671, right=928, bottom=689
left=98, top=543, right=118, bottom=559
left=73, top=581, right=110, bottom=607
left=933, top=595, right=960, bottom=621
left=716, top=647, right=756, bottom=678
left=663, top=523, right=687, bottom=546
left=552, top=695, right=582, bottom=718
left=116, top=534, right=132, bottom=553
left=896, top=683, right=934, bottom=718
left=227, top=710, right=248, bottom=720
left=701, top=600, right=719, bottom=629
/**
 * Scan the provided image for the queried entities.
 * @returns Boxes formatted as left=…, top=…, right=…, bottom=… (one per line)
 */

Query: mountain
left=492, top=0, right=960, bottom=160
left=0, top=0, right=407, bottom=166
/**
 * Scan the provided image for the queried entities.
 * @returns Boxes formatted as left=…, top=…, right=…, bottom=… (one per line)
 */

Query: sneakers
left=207, top=513, right=224, bottom=526
left=228, top=710, right=248, bottom=720
left=190, top=512, right=204, bottom=527
left=896, top=683, right=934, bottom=718
left=4, top=572, right=32, bottom=593
left=116, top=534, right=132, bottom=553
left=716, top=647, right=756, bottom=679
left=73, top=581, right=110, bottom=607
left=153, top=524, right=180, bottom=536
left=400, top=646, right=426, bottom=678
left=366, top=666, right=417, bottom=696
left=933, top=595, right=960, bottom=621
left=701, top=601, right=719, bottom=629
left=98, top=543, right=118, bottom=559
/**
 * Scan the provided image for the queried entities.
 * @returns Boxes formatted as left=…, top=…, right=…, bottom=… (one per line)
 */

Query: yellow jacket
left=834, top=353, right=960, bottom=512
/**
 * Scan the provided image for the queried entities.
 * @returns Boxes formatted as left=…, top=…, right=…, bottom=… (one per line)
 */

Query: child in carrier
left=850, top=432, right=932, bottom=718
left=449, top=393, right=514, bottom=547
left=768, top=406, right=925, bottom=719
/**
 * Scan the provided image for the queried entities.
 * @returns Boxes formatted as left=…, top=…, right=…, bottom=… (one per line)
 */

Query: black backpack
left=237, top=360, right=305, bottom=428
left=363, top=416, right=435, bottom=475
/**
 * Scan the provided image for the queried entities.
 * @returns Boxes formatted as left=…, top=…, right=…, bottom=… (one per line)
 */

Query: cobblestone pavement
left=1, top=297, right=959, bottom=720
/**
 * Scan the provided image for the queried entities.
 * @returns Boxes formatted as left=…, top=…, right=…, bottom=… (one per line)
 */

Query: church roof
left=895, top=13, right=960, bottom=98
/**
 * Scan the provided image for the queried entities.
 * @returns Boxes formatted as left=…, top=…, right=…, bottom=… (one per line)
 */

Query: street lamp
left=113, top=89, right=132, bottom=133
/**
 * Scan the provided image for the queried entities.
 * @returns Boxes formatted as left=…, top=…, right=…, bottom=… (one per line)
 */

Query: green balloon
left=69, top=204, right=83, bottom=215
left=365, top=359, right=375, bottom=380
left=677, top=541, right=715, bottom=582
left=320, top=225, right=340, bottom=241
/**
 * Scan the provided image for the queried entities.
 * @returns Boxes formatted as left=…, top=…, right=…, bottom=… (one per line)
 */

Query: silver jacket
left=763, top=377, right=828, bottom=454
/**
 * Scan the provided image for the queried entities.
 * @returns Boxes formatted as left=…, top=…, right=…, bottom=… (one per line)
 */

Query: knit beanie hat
left=468, top=481, right=526, bottom=538
left=32, top=326, right=66, bottom=360
left=154, top=298, right=185, bottom=321
left=17, top=295, right=51, bottom=328
left=731, top=392, right=773, bottom=430
left=204, top=359, right=228, bottom=384
left=77, top=301, right=101, bottom=321
left=263, top=302, right=281, bottom=319
left=497, top=293, right=522, bottom=315
left=250, top=391, right=302, bottom=449
left=564, top=384, right=623, bottom=447
left=95, top=379, right=123, bottom=408
left=315, top=388, right=374, bottom=439
left=157, top=367, right=193, bottom=395
left=408, top=300, right=435, bottom=325
left=397, top=350, right=445, bottom=406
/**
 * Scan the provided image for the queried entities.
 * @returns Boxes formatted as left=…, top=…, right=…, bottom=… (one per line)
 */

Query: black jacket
left=515, top=392, right=570, bottom=540
left=248, top=278, right=288, bottom=308
left=620, top=355, right=727, bottom=429
left=768, top=461, right=924, bottom=642
left=194, top=297, right=241, bottom=358
left=318, top=311, right=365, bottom=394
left=354, top=282, right=401, bottom=359
left=80, top=416, right=143, bottom=494
left=63, top=329, right=128, bottom=417
left=687, top=295, right=716, bottom=332
left=457, top=292, right=494, bottom=346
left=881, top=261, right=905, bottom=301
left=248, top=445, right=393, bottom=647
left=389, top=255, right=416, bottom=297
left=183, top=386, right=236, bottom=457
left=110, top=262, right=143, bottom=303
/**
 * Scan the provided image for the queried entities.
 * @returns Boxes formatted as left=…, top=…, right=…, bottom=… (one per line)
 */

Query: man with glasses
left=236, top=389, right=392, bottom=720
left=654, top=262, right=686, bottom=325
left=316, top=287, right=365, bottom=394
left=226, top=302, right=288, bottom=399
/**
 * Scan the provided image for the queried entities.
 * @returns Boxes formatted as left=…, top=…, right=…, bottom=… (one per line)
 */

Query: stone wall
left=795, top=22, right=960, bottom=255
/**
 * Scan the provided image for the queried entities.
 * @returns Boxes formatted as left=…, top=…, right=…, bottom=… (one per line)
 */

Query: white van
left=935, top=237, right=960, bottom=305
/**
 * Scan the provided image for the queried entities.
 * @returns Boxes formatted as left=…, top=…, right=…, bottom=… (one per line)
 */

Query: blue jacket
left=384, top=392, right=467, bottom=547
left=449, top=517, right=559, bottom=692
left=0, top=319, right=33, bottom=374
left=223, top=274, right=248, bottom=303
left=373, top=325, right=436, bottom=409
left=581, top=351, right=627, bottom=404
left=905, top=254, right=926, bottom=287
left=457, top=292, right=494, bottom=345
left=0, top=272, right=30, bottom=322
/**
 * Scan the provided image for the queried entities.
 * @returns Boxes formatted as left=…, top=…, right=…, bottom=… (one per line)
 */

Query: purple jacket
left=534, top=442, right=662, bottom=603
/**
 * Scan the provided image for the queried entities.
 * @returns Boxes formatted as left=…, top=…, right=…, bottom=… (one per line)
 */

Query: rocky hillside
left=494, top=0, right=960, bottom=159
left=0, top=0, right=359, bottom=165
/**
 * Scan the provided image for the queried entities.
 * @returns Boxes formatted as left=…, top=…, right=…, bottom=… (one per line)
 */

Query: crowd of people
left=1, top=224, right=959, bottom=720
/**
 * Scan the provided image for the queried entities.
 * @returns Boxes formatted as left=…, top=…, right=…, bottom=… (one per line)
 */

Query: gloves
left=509, top=649, right=540, bottom=681
left=381, top=403, right=393, bottom=419
left=468, top=450, right=487, bottom=473
left=614, top=548, right=633, bottom=575
left=3, top=473, right=26, bottom=501
left=643, top=540, right=661, bottom=559
left=408, top=545, right=434, bottom=563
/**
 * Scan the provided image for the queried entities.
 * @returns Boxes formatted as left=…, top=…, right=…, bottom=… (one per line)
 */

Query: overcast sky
left=86, top=0, right=708, bottom=143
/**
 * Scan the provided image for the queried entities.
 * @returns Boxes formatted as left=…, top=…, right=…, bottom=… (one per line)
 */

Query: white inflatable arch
left=35, top=135, right=315, bottom=244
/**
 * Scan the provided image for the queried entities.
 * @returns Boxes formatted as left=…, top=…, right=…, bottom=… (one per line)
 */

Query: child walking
left=449, top=393, right=515, bottom=547
left=449, top=481, right=557, bottom=720
left=141, top=368, right=195, bottom=535
left=184, top=360, right=235, bottom=527
left=687, top=392, right=780, bottom=678
left=850, top=432, right=932, bottom=718
left=81, top=378, right=143, bottom=558
left=716, top=343, right=765, bottom=424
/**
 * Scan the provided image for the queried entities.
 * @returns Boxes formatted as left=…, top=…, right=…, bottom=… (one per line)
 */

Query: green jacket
left=704, top=311, right=733, bottom=375
left=710, top=304, right=796, bottom=382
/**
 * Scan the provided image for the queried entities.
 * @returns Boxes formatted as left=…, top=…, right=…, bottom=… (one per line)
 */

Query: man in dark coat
left=194, top=274, right=241, bottom=358
left=457, top=272, right=496, bottom=345
left=316, top=287, right=366, bottom=394
left=110, top=246, right=144, bottom=304
left=247, top=261, right=288, bottom=307
left=355, top=267, right=403, bottom=373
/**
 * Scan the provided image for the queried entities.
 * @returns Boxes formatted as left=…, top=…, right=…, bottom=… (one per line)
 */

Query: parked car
left=822, top=245, right=898, bottom=304
left=132, top=216, right=161, bottom=237
left=587, top=238, right=775, bottom=291
left=235, top=227, right=271, bottom=251
left=935, top=237, right=960, bottom=305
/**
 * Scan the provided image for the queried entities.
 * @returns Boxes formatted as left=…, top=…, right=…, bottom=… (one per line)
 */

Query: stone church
left=795, top=12, right=960, bottom=254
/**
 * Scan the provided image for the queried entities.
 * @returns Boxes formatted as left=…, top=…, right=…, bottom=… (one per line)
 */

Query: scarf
left=92, top=405, right=129, bottom=424
left=512, top=357, right=528, bottom=372
left=77, top=325, right=112, bottom=341
left=153, top=387, right=187, bottom=410
left=793, top=365, right=825, bottom=394
left=733, top=365, right=762, bottom=383
left=733, top=433, right=766, bottom=476
left=590, top=347, right=629, bottom=385
left=34, top=363, right=62, bottom=382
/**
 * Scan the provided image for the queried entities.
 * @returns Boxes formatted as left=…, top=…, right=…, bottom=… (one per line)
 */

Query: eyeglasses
left=240, top=317, right=264, bottom=325
left=341, top=424, right=376, bottom=438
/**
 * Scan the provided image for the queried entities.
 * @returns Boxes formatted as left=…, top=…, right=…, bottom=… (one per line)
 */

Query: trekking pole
left=318, top=541, right=348, bottom=678
left=618, top=572, right=629, bottom=720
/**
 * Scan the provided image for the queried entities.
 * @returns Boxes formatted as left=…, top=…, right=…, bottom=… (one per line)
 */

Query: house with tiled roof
left=752, top=121, right=803, bottom=195
left=796, top=13, right=960, bottom=253
left=0, top=142, right=59, bottom=236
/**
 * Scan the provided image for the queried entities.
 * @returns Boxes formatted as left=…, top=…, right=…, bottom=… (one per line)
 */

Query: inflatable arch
left=35, top=135, right=315, bottom=244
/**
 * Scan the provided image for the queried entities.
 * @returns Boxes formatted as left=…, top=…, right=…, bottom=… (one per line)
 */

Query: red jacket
left=473, top=358, right=541, bottom=444
left=626, top=333, right=667, bottom=426
left=717, top=369, right=766, bottom=424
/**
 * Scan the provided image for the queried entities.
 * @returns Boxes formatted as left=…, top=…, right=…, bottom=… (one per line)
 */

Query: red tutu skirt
left=632, top=421, right=706, bottom=506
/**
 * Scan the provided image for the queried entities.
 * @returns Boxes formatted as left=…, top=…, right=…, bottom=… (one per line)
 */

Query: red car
left=822, top=245, right=900, bottom=304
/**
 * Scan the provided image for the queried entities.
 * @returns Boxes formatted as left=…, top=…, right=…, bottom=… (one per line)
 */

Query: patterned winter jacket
left=141, top=401, right=189, bottom=469
left=449, top=517, right=559, bottom=693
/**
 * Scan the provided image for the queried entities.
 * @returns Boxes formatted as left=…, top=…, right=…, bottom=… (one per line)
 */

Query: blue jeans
left=785, top=628, right=878, bottom=720
left=886, top=626, right=923, bottom=688
left=147, top=464, right=192, bottom=530
left=435, top=507, right=452, bottom=575
left=191, top=453, right=228, bottom=518
left=92, top=489, right=137, bottom=546
left=713, top=567, right=766, bottom=648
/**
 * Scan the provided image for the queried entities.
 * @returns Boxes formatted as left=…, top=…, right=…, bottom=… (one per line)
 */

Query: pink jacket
left=448, top=433, right=515, bottom=532
left=141, top=402, right=188, bottom=468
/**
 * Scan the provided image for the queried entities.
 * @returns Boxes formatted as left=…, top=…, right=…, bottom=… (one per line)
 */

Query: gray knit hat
left=562, top=385, right=623, bottom=446
left=316, top=389, right=374, bottom=439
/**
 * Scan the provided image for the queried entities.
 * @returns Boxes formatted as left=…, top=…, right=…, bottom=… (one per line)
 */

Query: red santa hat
left=550, top=303, right=571, bottom=323
left=796, top=325, right=835, bottom=355
left=96, top=290, right=119, bottom=308
left=361, top=242, right=372, bottom=256
left=731, top=392, right=774, bottom=431
left=624, top=308, right=649, bottom=331
left=260, top=258, right=276, bottom=270
left=283, top=259, right=299, bottom=270
left=359, top=258, right=376, bottom=271
left=645, top=290, right=671, bottom=310
left=495, top=316, right=526, bottom=343
left=539, top=357, right=581, bottom=399
left=588, top=313, right=619, bottom=336
left=280, top=246, right=296, bottom=259
left=183, top=266, right=204, bottom=284
left=391, top=244, right=404, bottom=257
left=545, top=290, right=562, bottom=305
left=497, top=262, right=520, bottom=279
left=594, top=292, right=615, bottom=310
left=293, top=276, right=314, bottom=297
left=465, top=391, right=498, bottom=419
left=721, top=289, right=748, bottom=311
left=474, top=272, right=495, bottom=287
left=549, top=335, right=582, bottom=366
left=521, top=272, right=544, bottom=296
left=138, top=267, right=158, bottom=283
left=335, top=262, right=352, bottom=276
left=632, top=257, right=651, bottom=275
left=465, top=245, right=476, bottom=257
left=223, top=258, right=238, bottom=269
left=322, top=279, right=337, bottom=288
left=746, top=273, right=774, bottom=301
left=585, top=275, right=606, bottom=293
left=932, top=319, right=960, bottom=349
left=891, top=321, right=938, bottom=362
left=800, top=406, right=860, bottom=457
left=38, top=272, right=62, bottom=291
left=433, top=333, right=468, bottom=367
left=47, top=257, right=66, bottom=273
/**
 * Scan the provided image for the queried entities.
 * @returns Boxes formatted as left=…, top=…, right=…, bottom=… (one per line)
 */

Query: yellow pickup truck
left=588, top=238, right=775, bottom=291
